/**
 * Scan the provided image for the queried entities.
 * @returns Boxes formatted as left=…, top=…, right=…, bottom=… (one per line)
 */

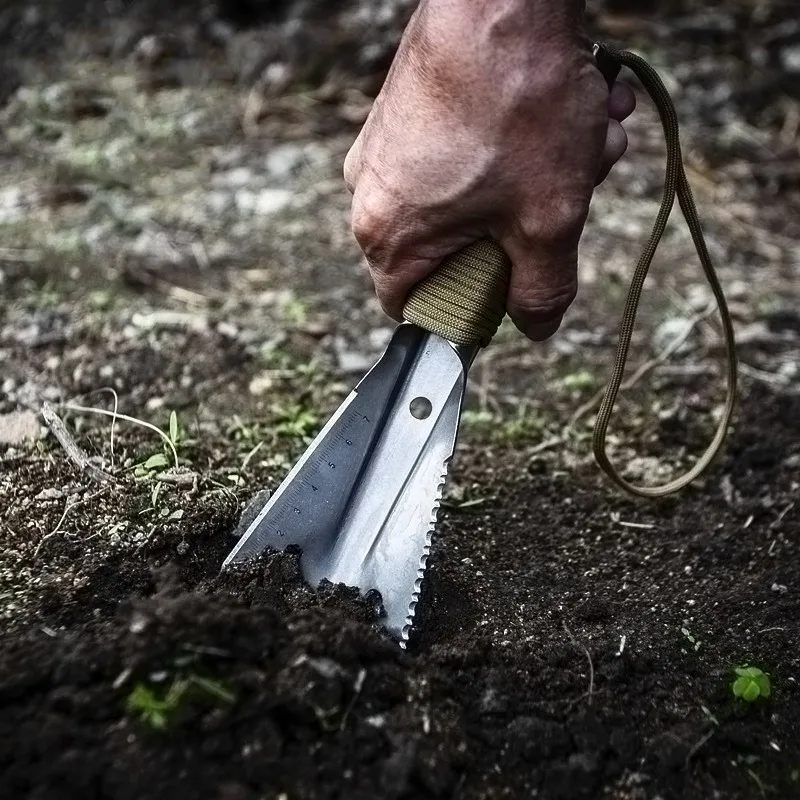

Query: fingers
left=595, top=81, right=636, bottom=185
left=608, top=81, right=636, bottom=122
left=595, top=119, right=629, bottom=185
left=500, top=234, right=578, bottom=342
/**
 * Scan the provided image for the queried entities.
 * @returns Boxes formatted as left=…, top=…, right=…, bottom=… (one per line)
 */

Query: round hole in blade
left=409, top=396, right=432, bottom=420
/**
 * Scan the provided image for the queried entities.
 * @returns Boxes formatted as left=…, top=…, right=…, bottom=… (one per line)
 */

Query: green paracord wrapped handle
left=400, top=43, right=738, bottom=501
left=402, top=237, right=511, bottom=347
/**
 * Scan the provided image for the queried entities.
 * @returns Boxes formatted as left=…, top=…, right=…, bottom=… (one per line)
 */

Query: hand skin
left=343, top=0, right=636, bottom=341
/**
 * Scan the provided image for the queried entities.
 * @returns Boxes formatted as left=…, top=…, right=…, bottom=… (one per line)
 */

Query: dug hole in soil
left=1, top=383, right=799, bottom=800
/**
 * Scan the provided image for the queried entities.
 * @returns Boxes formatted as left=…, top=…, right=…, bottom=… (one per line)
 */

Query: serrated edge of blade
left=398, top=455, right=451, bottom=648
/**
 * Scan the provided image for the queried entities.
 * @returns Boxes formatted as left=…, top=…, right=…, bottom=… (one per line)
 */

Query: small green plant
left=680, top=626, right=702, bottom=652
left=168, top=410, right=181, bottom=446
left=126, top=674, right=236, bottom=731
left=88, top=288, right=116, bottom=310
left=133, top=410, right=186, bottom=478
left=732, top=666, right=771, bottom=702
left=258, top=342, right=295, bottom=371
left=126, top=680, right=185, bottom=731
left=134, top=452, right=170, bottom=478
left=561, top=369, right=596, bottom=394
left=282, top=296, right=308, bottom=324
left=460, top=406, right=548, bottom=444
left=273, top=403, right=319, bottom=441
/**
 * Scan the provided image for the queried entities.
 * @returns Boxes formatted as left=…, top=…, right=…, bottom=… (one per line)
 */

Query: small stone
left=133, top=33, right=181, bottom=66
left=35, top=488, right=63, bottom=501
left=652, top=317, right=695, bottom=354
left=129, top=613, right=148, bottom=634
left=265, top=143, right=329, bottom=179
left=333, top=337, right=372, bottom=373
left=778, top=361, right=798, bottom=380
left=248, top=373, right=274, bottom=396
left=219, top=167, right=255, bottom=189
left=0, top=410, right=41, bottom=445
left=266, top=144, right=306, bottom=179
left=368, top=327, right=394, bottom=351
left=254, top=189, right=293, bottom=216
left=207, top=190, right=232, bottom=214
left=0, top=186, right=25, bottom=224
left=131, top=310, right=209, bottom=333
left=780, top=44, right=800, bottom=74
left=217, top=322, right=238, bottom=339
left=336, top=350, right=372, bottom=373
left=232, top=489, right=272, bottom=539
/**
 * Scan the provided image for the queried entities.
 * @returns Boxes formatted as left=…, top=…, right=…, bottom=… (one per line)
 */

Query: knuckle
left=542, top=195, right=591, bottom=241
left=515, top=194, right=590, bottom=248
left=342, top=142, right=362, bottom=192
left=350, top=199, right=391, bottom=254
left=343, top=159, right=356, bottom=193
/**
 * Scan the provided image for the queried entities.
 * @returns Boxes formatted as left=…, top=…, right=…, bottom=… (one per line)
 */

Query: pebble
left=266, top=144, right=306, bottom=179
left=780, top=44, right=800, bottom=74
left=266, top=142, right=329, bottom=179
left=35, top=488, right=63, bottom=501
left=0, top=186, right=25, bottom=224
left=368, top=327, right=394, bottom=351
left=779, top=361, right=798, bottom=380
left=0, top=410, right=41, bottom=445
left=217, top=167, right=256, bottom=189
left=652, top=317, right=695, bottom=354
left=131, top=310, right=209, bottom=333
left=249, top=373, right=274, bottom=396
left=235, top=188, right=293, bottom=216
left=335, top=348, right=372, bottom=374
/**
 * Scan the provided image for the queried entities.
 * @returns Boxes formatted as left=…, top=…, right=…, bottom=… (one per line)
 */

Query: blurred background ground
left=1, top=0, right=797, bottom=483
left=0, top=3, right=798, bottom=799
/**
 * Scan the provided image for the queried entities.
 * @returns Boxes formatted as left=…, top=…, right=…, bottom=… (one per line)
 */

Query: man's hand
left=343, top=0, right=635, bottom=341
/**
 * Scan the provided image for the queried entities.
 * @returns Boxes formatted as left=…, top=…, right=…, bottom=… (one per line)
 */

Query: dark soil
left=1, top=1, right=799, bottom=799
left=1, top=381, right=798, bottom=800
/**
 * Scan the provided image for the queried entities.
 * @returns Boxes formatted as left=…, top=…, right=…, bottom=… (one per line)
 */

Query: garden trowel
left=223, top=238, right=510, bottom=644
left=222, top=44, right=738, bottom=645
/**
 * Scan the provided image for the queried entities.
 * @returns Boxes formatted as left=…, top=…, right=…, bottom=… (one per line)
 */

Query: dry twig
left=63, top=403, right=179, bottom=469
left=41, top=402, right=115, bottom=484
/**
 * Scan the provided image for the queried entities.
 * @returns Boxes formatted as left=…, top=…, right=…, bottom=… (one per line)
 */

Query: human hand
left=343, top=0, right=636, bottom=341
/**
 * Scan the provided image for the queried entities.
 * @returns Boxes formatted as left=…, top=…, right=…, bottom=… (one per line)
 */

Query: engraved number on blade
left=262, top=406, right=374, bottom=545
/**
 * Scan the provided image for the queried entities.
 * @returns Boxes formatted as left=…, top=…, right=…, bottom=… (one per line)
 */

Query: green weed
left=126, top=673, right=236, bottom=731
left=732, top=666, right=771, bottom=703
left=273, top=403, right=319, bottom=442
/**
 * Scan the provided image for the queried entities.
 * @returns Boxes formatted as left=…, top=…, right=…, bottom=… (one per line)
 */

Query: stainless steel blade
left=223, top=323, right=476, bottom=643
